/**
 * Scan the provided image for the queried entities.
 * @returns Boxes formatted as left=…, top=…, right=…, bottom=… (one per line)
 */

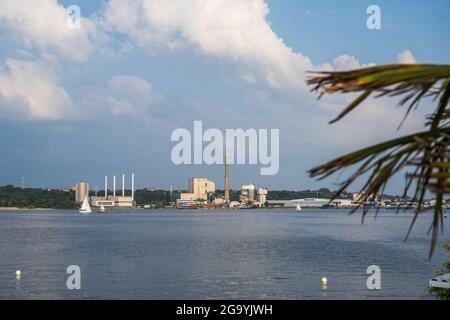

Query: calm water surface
left=0, top=209, right=448, bottom=299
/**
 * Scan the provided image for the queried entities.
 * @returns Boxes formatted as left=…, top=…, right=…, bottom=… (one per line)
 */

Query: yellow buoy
left=15, top=270, right=21, bottom=276
left=321, top=277, right=328, bottom=285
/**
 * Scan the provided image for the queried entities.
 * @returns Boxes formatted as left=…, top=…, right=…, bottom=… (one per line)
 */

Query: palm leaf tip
left=307, top=64, right=450, bottom=124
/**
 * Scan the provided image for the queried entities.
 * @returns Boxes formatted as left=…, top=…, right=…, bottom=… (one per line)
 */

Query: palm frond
left=307, top=64, right=450, bottom=258
left=307, top=64, right=450, bottom=125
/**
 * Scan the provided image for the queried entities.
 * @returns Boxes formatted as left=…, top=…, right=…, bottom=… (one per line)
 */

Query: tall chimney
left=122, top=174, right=125, bottom=197
left=113, top=175, right=116, bottom=197
left=104, top=176, right=108, bottom=198
left=225, top=152, right=230, bottom=202
left=131, top=173, right=135, bottom=200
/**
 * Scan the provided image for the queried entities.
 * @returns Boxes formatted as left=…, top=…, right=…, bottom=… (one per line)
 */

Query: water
left=0, top=209, right=448, bottom=300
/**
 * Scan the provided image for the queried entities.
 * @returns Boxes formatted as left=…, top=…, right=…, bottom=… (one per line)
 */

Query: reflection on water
left=0, top=209, right=447, bottom=299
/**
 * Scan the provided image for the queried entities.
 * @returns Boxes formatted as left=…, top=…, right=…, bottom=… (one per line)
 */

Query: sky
left=0, top=0, right=449, bottom=193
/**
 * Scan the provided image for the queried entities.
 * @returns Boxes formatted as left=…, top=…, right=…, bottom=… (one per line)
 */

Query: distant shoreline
left=0, top=207, right=59, bottom=211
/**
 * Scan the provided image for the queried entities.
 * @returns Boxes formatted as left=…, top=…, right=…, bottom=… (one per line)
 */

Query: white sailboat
left=98, top=203, right=106, bottom=214
left=296, top=202, right=302, bottom=212
left=79, top=195, right=92, bottom=214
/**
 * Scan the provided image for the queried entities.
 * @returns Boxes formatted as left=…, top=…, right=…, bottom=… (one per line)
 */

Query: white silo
left=75, top=182, right=89, bottom=203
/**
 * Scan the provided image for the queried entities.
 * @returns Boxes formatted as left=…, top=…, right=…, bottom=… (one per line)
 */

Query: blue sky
left=0, top=0, right=448, bottom=193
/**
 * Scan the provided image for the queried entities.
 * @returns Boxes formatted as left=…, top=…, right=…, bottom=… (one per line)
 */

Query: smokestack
left=122, top=174, right=125, bottom=197
left=113, top=175, right=116, bottom=197
left=131, top=173, right=135, bottom=200
left=225, top=152, right=230, bottom=202
left=104, top=176, right=108, bottom=198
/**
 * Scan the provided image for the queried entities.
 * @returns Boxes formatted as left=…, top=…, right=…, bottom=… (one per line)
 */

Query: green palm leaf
left=307, top=64, right=450, bottom=258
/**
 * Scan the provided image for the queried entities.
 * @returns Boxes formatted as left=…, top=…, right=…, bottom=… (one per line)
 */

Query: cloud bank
left=0, top=0, right=104, bottom=61
left=101, top=0, right=314, bottom=91
left=0, top=57, right=76, bottom=120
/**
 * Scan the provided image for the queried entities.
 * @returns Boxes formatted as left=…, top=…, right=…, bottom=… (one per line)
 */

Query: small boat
left=79, top=195, right=92, bottom=214
left=296, top=202, right=302, bottom=212
left=98, top=204, right=107, bottom=214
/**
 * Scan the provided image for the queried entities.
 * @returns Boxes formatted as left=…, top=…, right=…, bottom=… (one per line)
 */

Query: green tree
left=307, top=64, right=450, bottom=257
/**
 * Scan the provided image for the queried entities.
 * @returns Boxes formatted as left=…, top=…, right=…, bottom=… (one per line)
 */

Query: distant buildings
left=283, top=198, right=330, bottom=208
left=331, top=199, right=355, bottom=208
left=240, top=184, right=256, bottom=203
left=257, top=188, right=268, bottom=204
left=176, top=179, right=270, bottom=209
left=177, top=178, right=216, bottom=208
left=352, top=191, right=379, bottom=202
left=89, top=174, right=135, bottom=208
left=267, top=198, right=357, bottom=208
left=240, top=183, right=268, bottom=207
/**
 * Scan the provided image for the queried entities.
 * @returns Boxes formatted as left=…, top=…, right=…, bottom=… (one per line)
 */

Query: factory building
left=240, top=184, right=268, bottom=206
left=177, top=178, right=215, bottom=207
left=240, top=184, right=256, bottom=202
left=75, top=182, right=89, bottom=203
left=257, top=188, right=268, bottom=204
left=180, top=178, right=215, bottom=201
left=90, top=173, right=136, bottom=208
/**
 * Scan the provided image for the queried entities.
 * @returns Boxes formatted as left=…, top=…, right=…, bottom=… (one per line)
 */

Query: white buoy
left=15, top=270, right=21, bottom=276
left=321, top=277, right=328, bottom=285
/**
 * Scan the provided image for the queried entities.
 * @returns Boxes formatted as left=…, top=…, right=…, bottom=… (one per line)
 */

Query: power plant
left=240, top=183, right=268, bottom=207
left=90, top=173, right=136, bottom=208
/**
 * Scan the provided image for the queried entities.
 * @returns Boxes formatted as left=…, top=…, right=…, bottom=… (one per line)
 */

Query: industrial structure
left=90, top=173, right=135, bottom=208
left=74, top=182, right=89, bottom=203
left=240, top=183, right=268, bottom=207
left=267, top=198, right=357, bottom=209
left=224, top=152, right=230, bottom=203
left=240, top=184, right=256, bottom=202
left=283, top=198, right=331, bottom=208
left=177, top=178, right=215, bottom=208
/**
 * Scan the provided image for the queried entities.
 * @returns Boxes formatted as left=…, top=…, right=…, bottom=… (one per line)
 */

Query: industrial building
left=224, top=152, right=230, bottom=203
left=177, top=178, right=215, bottom=207
left=240, top=183, right=268, bottom=207
left=74, top=182, right=89, bottom=203
left=240, top=184, right=256, bottom=202
left=90, top=173, right=136, bottom=208
left=268, top=198, right=356, bottom=208
left=180, top=178, right=215, bottom=201
left=257, top=188, right=268, bottom=204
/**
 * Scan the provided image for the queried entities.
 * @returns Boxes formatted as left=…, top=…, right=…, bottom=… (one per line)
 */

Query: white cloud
left=316, top=54, right=375, bottom=72
left=0, top=58, right=76, bottom=120
left=242, top=72, right=256, bottom=83
left=0, top=1, right=425, bottom=147
left=107, top=96, right=136, bottom=116
left=331, top=54, right=375, bottom=71
left=105, top=75, right=157, bottom=118
left=108, top=75, right=152, bottom=95
left=397, top=50, right=417, bottom=64
left=0, top=0, right=104, bottom=61
left=102, top=0, right=314, bottom=91
left=99, top=0, right=425, bottom=152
